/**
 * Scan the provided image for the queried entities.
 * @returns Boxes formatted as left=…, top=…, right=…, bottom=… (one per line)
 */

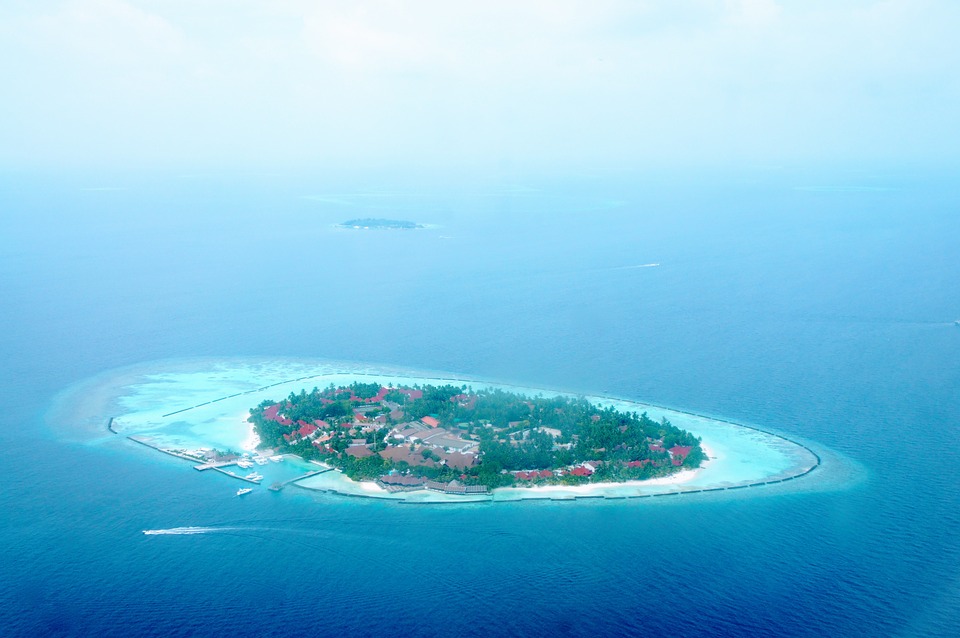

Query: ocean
left=1, top=167, right=958, bottom=637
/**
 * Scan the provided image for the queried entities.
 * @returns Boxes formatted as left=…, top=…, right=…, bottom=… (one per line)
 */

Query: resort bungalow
left=345, top=445, right=373, bottom=458
left=378, top=474, right=426, bottom=491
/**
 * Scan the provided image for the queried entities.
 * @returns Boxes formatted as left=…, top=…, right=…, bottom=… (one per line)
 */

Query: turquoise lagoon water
left=2, top=170, right=958, bottom=637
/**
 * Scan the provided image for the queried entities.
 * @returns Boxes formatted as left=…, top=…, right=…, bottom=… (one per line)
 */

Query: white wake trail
left=142, top=526, right=234, bottom=535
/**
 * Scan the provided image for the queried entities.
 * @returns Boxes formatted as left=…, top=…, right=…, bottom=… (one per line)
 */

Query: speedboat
left=236, top=488, right=253, bottom=496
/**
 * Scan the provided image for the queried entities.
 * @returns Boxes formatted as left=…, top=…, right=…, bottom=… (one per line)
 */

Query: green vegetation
left=248, top=383, right=705, bottom=490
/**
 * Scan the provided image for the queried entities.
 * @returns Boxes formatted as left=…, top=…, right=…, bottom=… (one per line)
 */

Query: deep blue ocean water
left=1, top=168, right=958, bottom=637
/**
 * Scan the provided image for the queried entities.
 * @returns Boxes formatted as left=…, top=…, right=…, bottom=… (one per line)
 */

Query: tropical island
left=340, top=218, right=423, bottom=230
left=248, top=382, right=706, bottom=495
left=50, top=358, right=825, bottom=503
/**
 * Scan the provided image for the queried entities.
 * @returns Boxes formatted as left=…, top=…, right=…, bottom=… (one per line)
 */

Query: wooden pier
left=127, top=436, right=204, bottom=463
left=269, top=469, right=330, bottom=491
left=206, top=466, right=262, bottom=484
left=127, top=436, right=261, bottom=483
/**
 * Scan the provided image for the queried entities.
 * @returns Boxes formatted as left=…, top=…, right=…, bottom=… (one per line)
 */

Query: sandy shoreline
left=239, top=411, right=260, bottom=452
left=295, top=442, right=718, bottom=502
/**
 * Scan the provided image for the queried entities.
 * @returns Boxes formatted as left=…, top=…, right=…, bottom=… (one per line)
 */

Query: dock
left=194, top=461, right=238, bottom=471
left=269, top=469, right=330, bottom=491
left=127, top=436, right=261, bottom=483
left=205, top=466, right=262, bottom=484
left=127, top=436, right=205, bottom=463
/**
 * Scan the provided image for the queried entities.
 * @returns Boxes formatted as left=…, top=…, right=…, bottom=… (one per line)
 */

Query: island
left=248, top=382, right=706, bottom=495
left=49, top=357, right=826, bottom=504
left=340, top=218, right=423, bottom=230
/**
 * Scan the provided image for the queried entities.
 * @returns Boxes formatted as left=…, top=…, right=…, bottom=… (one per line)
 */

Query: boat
left=236, top=488, right=253, bottom=496
left=236, top=460, right=254, bottom=469
left=245, top=472, right=263, bottom=481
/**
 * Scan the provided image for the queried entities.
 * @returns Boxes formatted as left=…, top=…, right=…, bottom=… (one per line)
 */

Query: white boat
left=236, top=460, right=254, bottom=469
left=253, top=456, right=268, bottom=465
left=236, top=488, right=253, bottom=496
left=245, top=472, right=263, bottom=481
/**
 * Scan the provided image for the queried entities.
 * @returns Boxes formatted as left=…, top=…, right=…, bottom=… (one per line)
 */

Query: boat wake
left=607, top=263, right=660, bottom=270
left=142, top=526, right=234, bottom=536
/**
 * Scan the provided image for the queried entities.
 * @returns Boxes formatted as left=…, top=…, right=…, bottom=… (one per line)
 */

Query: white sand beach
left=239, top=412, right=260, bottom=452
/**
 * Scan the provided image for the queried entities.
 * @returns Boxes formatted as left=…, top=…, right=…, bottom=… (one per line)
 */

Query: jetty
left=127, top=436, right=262, bottom=484
left=268, top=469, right=329, bottom=491
left=204, top=467, right=261, bottom=484
left=127, top=436, right=204, bottom=463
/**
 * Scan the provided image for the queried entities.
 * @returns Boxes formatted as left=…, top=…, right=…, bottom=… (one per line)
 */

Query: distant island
left=340, top=218, right=423, bottom=230
left=249, top=383, right=706, bottom=494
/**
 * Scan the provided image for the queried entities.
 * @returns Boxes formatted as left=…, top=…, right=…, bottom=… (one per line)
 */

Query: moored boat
left=236, top=488, right=253, bottom=496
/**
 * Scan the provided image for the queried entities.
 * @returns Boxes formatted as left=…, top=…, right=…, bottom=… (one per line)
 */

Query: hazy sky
left=1, top=0, right=958, bottom=171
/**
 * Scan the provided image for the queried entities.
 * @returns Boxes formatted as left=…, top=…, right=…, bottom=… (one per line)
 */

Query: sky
left=1, top=0, right=958, bottom=171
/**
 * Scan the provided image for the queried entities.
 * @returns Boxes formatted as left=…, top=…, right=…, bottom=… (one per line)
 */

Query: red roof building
left=570, top=467, right=593, bottom=477
left=297, top=422, right=318, bottom=438
left=420, top=416, right=440, bottom=428
left=365, top=387, right=391, bottom=403
left=261, top=404, right=293, bottom=426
